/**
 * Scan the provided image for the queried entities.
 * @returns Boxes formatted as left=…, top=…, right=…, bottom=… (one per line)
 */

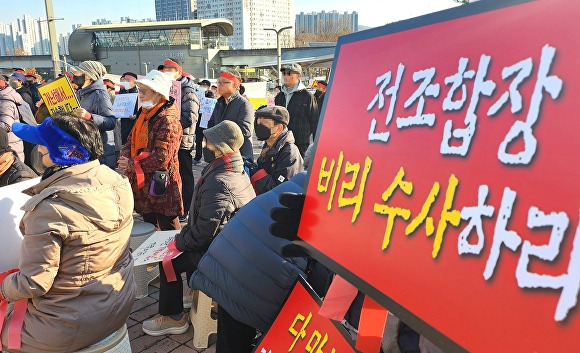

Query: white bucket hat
left=136, top=70, right=172, bottom=100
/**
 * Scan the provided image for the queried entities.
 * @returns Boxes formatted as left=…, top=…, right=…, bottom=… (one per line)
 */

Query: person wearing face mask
left=243, top=105, right=303, bottom=195
left=119, top=72, right=139, bottom=145
left=71, top=61, right=118, bottom=168
left=141, top=120, right=255, bottom=337
left=162, top=58, right=199, bottom=223
left=8, top=72, right=36, bottom=114
left=117, top=70, right=183, bottom=231
left=25, top=73, right=42, bottom=105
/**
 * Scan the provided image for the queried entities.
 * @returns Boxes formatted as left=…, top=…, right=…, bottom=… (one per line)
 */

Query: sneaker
left=142, top=314, right=189, bottom=336
left=179, top=215, right=188, bottom=223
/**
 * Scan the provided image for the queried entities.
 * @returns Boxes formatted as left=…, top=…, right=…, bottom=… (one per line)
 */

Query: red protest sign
left=299, top=0, right=580, bottom=352
left=255, top=279, right=356, bottom=353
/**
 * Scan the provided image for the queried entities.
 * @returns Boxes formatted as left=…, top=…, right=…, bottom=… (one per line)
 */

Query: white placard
left=0, top=177, right=41, bottom=272
left=132, top=230, right=181, bottom=267
left=112, top=93, right=138, bottom=118
left=199, top=97, right=217, bottom=128
left=242, top=81, right=267, bottom=98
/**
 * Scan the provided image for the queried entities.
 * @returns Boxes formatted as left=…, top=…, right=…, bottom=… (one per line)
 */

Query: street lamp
left=264, top=26, right=292, bottom=85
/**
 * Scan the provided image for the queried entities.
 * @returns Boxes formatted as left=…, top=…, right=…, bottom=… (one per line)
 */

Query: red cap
left=163, top=59, right=182, bottom=72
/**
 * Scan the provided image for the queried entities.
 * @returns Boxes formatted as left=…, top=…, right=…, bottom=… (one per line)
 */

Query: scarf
left=281, top=81, right=306, bottom=106
left=0, top=152, right=14, bottom=176
left=130, top=100, right=166, bottom=158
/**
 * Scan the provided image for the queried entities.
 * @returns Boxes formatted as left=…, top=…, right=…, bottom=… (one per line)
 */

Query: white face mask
left=141, top=100, right=155, bottom=108
left=121, top=81, right=132, bottom=90
left=164, top=71, right=176, bottom=80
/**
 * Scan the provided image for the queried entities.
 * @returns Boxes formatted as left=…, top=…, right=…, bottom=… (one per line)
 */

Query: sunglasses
left=282, top=71, right=295, bottom=76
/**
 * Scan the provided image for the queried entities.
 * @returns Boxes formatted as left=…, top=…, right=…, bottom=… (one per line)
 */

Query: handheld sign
left=255, top=278, right=356, bottom=353
left=132, top=230, right=182, bottom=267
left=37, top=76, right=79, bottom=115
left=299, top=0, right=580, bottom=352
left=169, top=80, right=181, bottom=114
left=199, top=96, right=217, bottom=129
left=112, top=93, right=138, bottom=118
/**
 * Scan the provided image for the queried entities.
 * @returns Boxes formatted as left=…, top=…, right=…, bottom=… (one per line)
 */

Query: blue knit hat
left=12, top=117, right=90, bottom=165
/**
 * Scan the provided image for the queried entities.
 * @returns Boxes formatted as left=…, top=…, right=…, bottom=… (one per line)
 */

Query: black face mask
left=255, top=123, right=273, bottom=141
left=72, top=74, right=85, bottom=87
left=203, top=147, right=216, bottom=163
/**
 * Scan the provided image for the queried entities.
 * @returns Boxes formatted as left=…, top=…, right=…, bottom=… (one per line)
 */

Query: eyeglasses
left=217, top=80, right=232, bottom=85
left=282, top=71, right=294, bottom=76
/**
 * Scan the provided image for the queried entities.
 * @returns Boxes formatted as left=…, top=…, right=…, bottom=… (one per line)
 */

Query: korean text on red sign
left=299, top=0, right=580, bottom=352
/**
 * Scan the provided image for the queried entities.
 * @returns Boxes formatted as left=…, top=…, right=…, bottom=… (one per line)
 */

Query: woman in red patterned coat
left=118, top=70, right=183, bottom=230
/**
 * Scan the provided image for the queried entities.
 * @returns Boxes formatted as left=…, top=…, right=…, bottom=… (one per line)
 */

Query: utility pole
left=44, top=0, right=62, bottom=78
left=264, top=26, right=293, bottom=85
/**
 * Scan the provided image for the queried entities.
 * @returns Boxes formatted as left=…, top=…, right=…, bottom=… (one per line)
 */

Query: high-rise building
left=296, top=10, right=358, bottom=34
left=0, top=14, right=54, bottom=56
left=197, top=0, right=294, bottom=50
left=155, top=0, right=196, bottom=21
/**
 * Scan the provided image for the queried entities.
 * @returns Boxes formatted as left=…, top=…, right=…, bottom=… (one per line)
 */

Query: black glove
left=242, top=156, right=260, bottom=177
left=269, top=192, right=305, bottom=241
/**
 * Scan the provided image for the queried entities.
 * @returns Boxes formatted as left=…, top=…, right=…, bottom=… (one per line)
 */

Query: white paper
left=199, top=97, right=217, bottom=128
left=112, top=93, right=138, bottom=118
left=132, top=230, right=181, bottom=267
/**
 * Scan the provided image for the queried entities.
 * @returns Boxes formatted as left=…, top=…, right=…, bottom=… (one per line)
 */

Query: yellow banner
left=38, top=77, right=79, bottom=115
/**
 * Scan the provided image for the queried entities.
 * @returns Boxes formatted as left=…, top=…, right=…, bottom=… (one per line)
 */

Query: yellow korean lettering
left=373, top=167, right=413, bottom=250
left=405, top=181, right=440, bottom=236
left=432, top=174, right=461, bottom=258
left=306, top=330, right=322, bottom=352
left=288, top=312, right=313, bottom=351
left=338, top=156, right=372, bottom=223
left=316, top=152, right=344, bottom=211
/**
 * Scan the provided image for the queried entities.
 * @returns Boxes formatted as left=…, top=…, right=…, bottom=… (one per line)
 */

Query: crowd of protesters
left=0, top=61, right=435, bottom=353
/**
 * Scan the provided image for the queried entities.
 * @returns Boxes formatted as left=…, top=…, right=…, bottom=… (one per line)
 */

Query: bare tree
left=453, top=0, right=470, bottom=4
left=295, top=18, right=354, bottom=47
left=13, top=47, right=28, bottom=56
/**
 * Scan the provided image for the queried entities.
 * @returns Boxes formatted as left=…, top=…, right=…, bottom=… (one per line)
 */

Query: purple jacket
left=0, top=86, right=25, bottom=161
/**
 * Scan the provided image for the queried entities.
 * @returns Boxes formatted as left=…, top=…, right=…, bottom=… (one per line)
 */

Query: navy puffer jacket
left=77, top=79, right=117, bottom=168
left=190, top=172, right=308, bottom=332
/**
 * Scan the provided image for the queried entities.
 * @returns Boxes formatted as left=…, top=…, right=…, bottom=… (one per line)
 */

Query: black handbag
left=149, top=170, right=169, bottom=196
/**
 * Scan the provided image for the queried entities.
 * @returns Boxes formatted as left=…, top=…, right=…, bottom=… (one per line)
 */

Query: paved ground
left=127, top=277, right=216, bottom=353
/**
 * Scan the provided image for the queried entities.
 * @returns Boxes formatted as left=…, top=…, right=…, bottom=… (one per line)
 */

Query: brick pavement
left=127, top=277, right=216, bottom=353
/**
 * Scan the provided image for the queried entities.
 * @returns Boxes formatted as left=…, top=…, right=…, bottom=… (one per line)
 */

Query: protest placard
left=169, top=80, right=181, bottom=114
left=255, top=279, right=356, bottom=353
left=132, top=230, right=181, bottom=267
left=298, top=0, right=580, bottom=351
left=0, top=177, right=40, bottom=272
left=199, top=96, right=217, bottom=128
left=112, top=93, right=138, bottom=118
left=37, top=76, right=79, bottom=115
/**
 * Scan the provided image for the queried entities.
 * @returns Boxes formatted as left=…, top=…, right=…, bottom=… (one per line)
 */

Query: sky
left=0, top=0, right=460, bottom=37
